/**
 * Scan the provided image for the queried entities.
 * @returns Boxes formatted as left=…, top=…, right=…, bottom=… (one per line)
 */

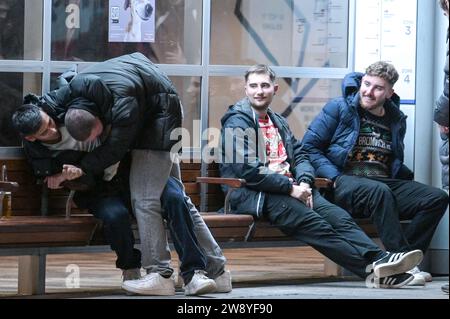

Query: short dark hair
left=365, top=61, right=399, bottom=86
left=11, top=104, right=43, bottom=136
left=65, top=109, right=97, bottom=141
left=245, top=64, right=276, bottom=83
left=439, top=0, right=449, bottom=12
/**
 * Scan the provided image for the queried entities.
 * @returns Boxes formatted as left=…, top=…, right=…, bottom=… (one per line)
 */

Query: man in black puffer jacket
left=434, top=0, right=449, bottom=296
left=13, top=53, right=230, bottom=295
left=434, top=0, right=449, bottom=192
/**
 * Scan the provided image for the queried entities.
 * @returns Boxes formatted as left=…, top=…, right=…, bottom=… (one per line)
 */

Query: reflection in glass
left=0, top=73, right=42, bottom=146
left=0, top=0, right=43, bottom=60
left=208, top=76, right=342, bottom=146
left=211, top=0, right=349, bottom=67
left=51, top=0, right=202, bottom=64
left=169, top=76, right=201, bottom=148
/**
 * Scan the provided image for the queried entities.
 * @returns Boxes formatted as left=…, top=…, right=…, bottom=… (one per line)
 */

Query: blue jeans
left=161, top=177, right=207, bottom=283
left=88, top=196, right=141, bottom=270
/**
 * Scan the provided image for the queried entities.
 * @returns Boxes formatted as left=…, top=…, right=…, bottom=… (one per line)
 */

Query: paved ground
left=4, top=276, right=446, bottom=300
left=87, top=276, right=449, bottom=300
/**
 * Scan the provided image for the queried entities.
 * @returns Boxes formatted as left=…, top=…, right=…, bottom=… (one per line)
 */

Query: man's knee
left=370, top=182, right=392, bottom=198
left=431, top=187, right=449, bottom=211
left=101, top=206, right=131, bottom=225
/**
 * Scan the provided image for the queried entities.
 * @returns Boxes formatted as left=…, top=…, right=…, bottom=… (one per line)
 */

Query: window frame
left=0, top=0, right=357, bottom=159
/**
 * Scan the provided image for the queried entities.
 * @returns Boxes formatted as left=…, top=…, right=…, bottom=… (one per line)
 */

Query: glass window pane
left=169, top=76, right=201, bottom=149
left=51, top=0, right=202, bottom=64
left=0, top=73, right=42, bottom=146
left=0, top=0, right=43, bottom=60
left=211, top=0, right=349, bottom=67
left=208, top=76, right=341, bottom=147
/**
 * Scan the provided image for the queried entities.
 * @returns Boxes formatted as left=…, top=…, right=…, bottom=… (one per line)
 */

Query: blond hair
left=365, top=61, right=399, bottom=86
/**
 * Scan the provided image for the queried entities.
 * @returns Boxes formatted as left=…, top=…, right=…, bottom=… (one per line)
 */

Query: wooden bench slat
left=0, top=216, right=98, bottom=247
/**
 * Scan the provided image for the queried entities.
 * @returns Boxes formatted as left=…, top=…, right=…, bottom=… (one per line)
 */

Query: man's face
left=245, top=73, right=278, bottom=112
left=25, top=111, right=60, bottom=142
left=359, top=75, right=394, bottom=113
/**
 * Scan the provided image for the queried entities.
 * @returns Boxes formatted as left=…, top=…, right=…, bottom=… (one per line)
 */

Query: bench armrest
left=197, top=177, right=332, bottom=189
left=314, top=178, right=333, bottom=189
left=196, top=177, right=246, bottom=188
left=0, top=181, right=19, bottom=192
left=197, top=176, right=332, bottom=215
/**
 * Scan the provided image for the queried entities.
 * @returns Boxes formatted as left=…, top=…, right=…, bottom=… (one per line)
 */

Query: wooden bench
left=0, top=158, right=379, bottom=295
left=0, top=159, right=288, bottom=295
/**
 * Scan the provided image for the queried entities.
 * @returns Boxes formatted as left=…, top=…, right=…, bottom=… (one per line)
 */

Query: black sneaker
left=374, top=273, right=414, bottom=288
left=373, top=250, right=423, bottom=278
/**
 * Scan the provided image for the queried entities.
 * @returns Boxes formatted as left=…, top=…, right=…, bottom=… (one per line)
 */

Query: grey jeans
left=129, top=150, right=226, bottom=279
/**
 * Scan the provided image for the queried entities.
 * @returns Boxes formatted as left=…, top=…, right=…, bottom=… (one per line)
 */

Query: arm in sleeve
left=222, top=121, right=292, bottom=194
left=302, top=101, right=342, bottom=181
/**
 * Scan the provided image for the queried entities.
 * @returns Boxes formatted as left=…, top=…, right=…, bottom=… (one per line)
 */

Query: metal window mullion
left=347, top=0, right=357, bottom=71
left=199, top=0, right=212, bottom=212
left=42, top=0, right=53, bottom=94
left=0, top=61, right=44, bottom=73
left=157, top=64, right=204, bottom=76
left=207, top=65, right=350, bottom=79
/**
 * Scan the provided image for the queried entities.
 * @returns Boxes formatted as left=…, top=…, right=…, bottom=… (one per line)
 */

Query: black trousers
left=263, top=190, right=385, bottom=278
left=331, top=175, right=448, bottom=253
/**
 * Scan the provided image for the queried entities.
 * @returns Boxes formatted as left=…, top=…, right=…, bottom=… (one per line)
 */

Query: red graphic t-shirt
left=258, top=115, right=291, bottom=176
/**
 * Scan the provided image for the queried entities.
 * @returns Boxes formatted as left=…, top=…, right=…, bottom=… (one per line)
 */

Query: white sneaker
left=122, top=268, right=141, bottom=282
left=184, top=270, right=217, bottom=296
left=407, top=273, right=426, bottom=286
left=408, top=266, right=433, bottom=286
left=408, top=266, right=432, bottom=283
left=122, top=273, right=175, bottom=295
left=214, top=270, right=232, bottom=293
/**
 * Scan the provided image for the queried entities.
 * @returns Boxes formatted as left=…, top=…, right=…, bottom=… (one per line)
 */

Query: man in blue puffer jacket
left=303, top=61, right=448, bottom=284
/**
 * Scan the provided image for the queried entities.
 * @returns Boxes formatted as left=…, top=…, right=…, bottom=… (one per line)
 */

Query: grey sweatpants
left=129, top=150, right=226, bottom=278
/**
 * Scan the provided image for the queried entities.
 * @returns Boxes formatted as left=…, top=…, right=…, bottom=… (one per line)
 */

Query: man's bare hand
left=62, top=164, right=84, bottom=180
left=305, top=195, right=313, bottom=209
left=44, top=173, right=65, bottom=189
left=290, top=183, right=313, bottom=206
left=439, top=125, right=449, bottom=134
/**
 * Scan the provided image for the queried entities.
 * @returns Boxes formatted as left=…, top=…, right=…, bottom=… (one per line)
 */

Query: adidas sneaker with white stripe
left=374, top=273, right=414, bottom=289
left=373, top=250, right=423, bottom=279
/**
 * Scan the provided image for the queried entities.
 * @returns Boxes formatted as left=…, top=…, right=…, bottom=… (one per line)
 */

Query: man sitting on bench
left=218, top=64, right=423, bottom=288
left=302, top=61, right=448, bottom=286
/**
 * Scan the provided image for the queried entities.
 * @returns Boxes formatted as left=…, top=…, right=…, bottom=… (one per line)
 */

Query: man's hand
left=44, top=173, right=65, bottom=189
left=439, top=125, right=449, bottom=134
left=290, top=182, right=313, bottom=208
left=62, top=164, right=84, bottom=180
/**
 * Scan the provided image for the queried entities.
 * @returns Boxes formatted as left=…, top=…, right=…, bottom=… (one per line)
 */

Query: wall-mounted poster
left=108, top=0, right=155, bottom=43
left=355, top=0, right=417, bottom=104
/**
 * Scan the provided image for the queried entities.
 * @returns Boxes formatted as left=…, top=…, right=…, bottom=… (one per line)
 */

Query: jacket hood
left=220, top=98, right=259, bottom=127
left=342, top=72, right=364, bottom=101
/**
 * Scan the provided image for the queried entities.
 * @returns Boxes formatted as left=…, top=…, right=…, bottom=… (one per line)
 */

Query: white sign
left=108, top=0, right=155, bottom=43
left=355, top=0, right=417, bottom=103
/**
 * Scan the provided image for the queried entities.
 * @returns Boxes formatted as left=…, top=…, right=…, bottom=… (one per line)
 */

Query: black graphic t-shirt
left=344, top=107, right=394, bottom=177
